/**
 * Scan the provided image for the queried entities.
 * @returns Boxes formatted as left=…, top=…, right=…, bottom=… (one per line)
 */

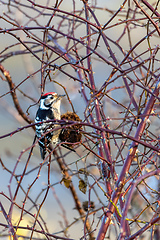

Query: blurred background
left=0, top=0, right=160, bottom=239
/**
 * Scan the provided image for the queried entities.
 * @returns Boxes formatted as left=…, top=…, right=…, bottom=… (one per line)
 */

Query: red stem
left=96, top=80, right=160, bottom=240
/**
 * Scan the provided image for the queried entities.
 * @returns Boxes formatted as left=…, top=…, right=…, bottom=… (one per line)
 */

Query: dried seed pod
left=82, top=201, right=95, bottom=212
left=59, top=111, right=82, bottom=146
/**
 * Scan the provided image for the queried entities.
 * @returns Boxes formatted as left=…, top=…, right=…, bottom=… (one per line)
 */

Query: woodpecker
left=35, top=92, right=64, bottom=159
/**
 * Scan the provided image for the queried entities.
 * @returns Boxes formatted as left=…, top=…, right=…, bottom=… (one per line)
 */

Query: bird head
left=40, top=92, right=65, bottom=110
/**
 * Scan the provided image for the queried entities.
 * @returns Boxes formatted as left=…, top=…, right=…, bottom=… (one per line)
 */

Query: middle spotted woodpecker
left=35, top=92, right=64, bottom=159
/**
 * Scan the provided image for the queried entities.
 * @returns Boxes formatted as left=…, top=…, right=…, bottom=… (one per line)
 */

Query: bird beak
left=58, top=94, right=65, bottom=99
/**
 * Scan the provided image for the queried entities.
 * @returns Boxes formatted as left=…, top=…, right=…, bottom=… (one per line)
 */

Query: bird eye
left=50, top=96, right=53, bottom=99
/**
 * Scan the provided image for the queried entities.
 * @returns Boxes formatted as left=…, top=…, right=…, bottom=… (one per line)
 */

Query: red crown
left=42, top=92, right=56, bottom=97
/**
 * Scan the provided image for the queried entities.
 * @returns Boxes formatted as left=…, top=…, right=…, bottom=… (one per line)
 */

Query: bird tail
left=40, top=145, right=47, bottom=159
left=38, top=140, right=47, bottom=159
